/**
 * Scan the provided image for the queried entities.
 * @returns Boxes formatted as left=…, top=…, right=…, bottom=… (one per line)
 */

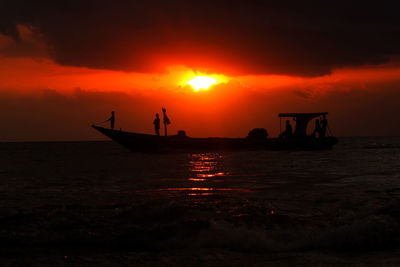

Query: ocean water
left=1, top=137, right=400, bottom=265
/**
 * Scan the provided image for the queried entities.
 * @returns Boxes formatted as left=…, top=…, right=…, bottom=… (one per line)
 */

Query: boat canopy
left=279, top=112, right=328, bottom=137
left=278, top=112, right=328, bottom=118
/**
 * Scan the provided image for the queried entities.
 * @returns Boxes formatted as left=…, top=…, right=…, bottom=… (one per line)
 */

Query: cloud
left=1, top=1, right=400, bottom=76
left=0, top=25, right=48, bottom=58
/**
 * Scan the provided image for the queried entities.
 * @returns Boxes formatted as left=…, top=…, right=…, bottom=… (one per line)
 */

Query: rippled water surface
left=1, top=137, right=400, bottom=265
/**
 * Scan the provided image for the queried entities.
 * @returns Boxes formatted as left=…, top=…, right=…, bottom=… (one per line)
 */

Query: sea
left=1, top=137, right=400, bottom=266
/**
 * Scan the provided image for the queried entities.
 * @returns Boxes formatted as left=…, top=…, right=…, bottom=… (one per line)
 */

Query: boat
left=92, top=112, right=338, bottom=152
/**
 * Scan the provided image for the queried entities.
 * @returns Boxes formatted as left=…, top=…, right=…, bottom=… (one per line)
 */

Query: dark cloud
left=1, top=1, right=400, bottom=76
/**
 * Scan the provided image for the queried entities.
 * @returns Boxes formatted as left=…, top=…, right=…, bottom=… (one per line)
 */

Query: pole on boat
left=162, top=107, right=170, bottom=137
left=327, top=125, right=333, bottom=136
left=280, top=117, right=282, bottom=135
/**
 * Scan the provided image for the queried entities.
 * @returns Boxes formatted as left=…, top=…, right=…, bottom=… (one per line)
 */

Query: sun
left=188, top=76, right=217, bottom=91
left=177, top=69, right=230, bottom=92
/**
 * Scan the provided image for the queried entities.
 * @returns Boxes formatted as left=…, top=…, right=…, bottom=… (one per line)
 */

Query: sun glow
left=175, top=68, right=230, bottom=92
left=188, top=76, right=217, bottom=91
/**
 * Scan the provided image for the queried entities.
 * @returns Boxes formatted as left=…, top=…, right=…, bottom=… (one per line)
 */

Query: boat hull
left=92, top=125, right=338, bottom=152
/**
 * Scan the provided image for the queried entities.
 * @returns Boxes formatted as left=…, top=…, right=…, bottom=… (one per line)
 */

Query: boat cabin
left=278, top=112, right=328, bottom=137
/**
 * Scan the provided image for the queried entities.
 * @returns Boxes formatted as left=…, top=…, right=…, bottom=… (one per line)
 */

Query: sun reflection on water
left=188, top=153, right=225, bottom=179
left=157, top=153, right=251, bottom=196
left=186, top=153, right=224, bottom=195
left=188, top=178, right=206, bottom=182
left=197, top=172, right=225, bottom=178
left=160, top=187, right=250, bottom=196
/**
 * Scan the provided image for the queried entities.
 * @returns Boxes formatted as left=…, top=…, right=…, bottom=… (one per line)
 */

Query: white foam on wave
left=195, top=214, right=399, bottom=252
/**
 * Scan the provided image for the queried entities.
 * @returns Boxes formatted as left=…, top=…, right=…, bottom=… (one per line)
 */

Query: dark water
left=1, top=137, right=400, bottom=265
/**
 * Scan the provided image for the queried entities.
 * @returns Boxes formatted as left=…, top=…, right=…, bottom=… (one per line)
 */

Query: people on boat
left=320, top=114, right=328, bottom=138
left=280, top=120, right=293, bottom=138
left=278, top=113, right=329, bottom=139
left=153, top=113, right=160, bottom=136
left=162, top=107, right=171, bottom=136
left=106, top=111, right=115, bottom=130
left=312, top=119, right=321, bottom=138
left=293, top=116, right=309, bottom=137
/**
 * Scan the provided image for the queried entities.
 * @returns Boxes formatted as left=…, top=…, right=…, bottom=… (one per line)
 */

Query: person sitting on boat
left=280, top=120, right=293, bottom=138
left=312, top=119, right=321, bottom=138
left=320, top=114, right=328, bottom=138
left=153, top=113, right=160, bottom=136
left=106, top=111, right=115, bottom=130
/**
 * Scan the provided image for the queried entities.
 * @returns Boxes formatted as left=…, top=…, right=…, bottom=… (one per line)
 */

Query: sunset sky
left=1, top=1, right=400, bottom=141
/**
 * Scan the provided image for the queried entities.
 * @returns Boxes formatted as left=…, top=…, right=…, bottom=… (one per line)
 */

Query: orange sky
left=1, top=27, right=400, bottom=141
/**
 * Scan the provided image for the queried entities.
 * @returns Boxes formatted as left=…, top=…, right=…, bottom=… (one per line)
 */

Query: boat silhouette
left=92, top=112, right=338, bottom=152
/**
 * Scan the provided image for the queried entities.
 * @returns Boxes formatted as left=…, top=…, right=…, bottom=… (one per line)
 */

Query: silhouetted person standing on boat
left=320, top=114, right=328, bottom=138
left=153, top=113, right=160, bottom=136
left=280, top=120, right=292, bottom=137
left=107, top=111, right=115, bottom=130
left=312, top=119, right=321, bottom=138
left=162, top=108, right=171, bottom=136
left=286, top=120, right=292, bottom=136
